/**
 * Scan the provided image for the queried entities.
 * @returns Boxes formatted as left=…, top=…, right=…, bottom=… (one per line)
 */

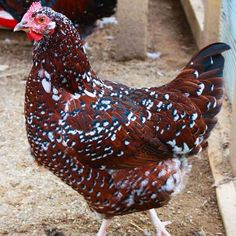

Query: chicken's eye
left=38, top=17, right=45, bottom=24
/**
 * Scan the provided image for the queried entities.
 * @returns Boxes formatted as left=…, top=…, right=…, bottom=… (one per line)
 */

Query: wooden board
left=181, top=0, right=221, bottom=48
left=114, top=0, right=148, bottom=60
left=208, top=108, right=236, bottom=236
left=216, top=182, right=236, bottom=236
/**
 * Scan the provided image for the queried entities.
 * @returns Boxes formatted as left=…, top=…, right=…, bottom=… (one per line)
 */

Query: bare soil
left=0, top=0, right=229, bottom=235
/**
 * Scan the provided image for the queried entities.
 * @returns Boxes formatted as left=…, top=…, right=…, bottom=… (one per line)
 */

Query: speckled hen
left=14, top=2, right=230, bottom=236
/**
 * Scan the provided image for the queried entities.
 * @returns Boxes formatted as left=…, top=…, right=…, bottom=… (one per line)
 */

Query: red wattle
left=28, top=30, right=43, bottom=41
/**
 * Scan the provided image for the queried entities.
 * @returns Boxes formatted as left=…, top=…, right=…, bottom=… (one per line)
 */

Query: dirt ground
left=0, top=0, right=231, bottom=235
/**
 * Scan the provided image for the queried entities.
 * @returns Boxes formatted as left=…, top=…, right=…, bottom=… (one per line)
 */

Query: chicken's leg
left=148, top=209, right=171, bottom=236
left=97, top=218, right=112, bottom=236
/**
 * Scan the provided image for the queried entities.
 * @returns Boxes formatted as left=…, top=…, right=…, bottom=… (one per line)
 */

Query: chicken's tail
left=168, top=43, right=230, bottom=141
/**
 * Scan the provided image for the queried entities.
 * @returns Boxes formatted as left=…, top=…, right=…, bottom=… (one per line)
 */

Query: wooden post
left=180, top=0, right=204, bottom=48
left=202, top=0, right=221, bottom=46
left=114, top=0, right=148, bottom=60
left=181, top=0, right=221, bottom=48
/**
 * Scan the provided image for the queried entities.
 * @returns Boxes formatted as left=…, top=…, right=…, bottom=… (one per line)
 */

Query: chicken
left=0, top=0, right=117, bottom=34
left=14, top=2, right=230, bottom=236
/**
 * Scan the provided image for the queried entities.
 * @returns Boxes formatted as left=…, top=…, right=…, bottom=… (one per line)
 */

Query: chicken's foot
left=97, top=218, right=112, bottom=236
left=148, top=209, right=171, bottom=236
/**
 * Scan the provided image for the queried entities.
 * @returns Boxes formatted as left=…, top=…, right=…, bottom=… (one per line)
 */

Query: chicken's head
left=14, top=2, right=56, bottom=41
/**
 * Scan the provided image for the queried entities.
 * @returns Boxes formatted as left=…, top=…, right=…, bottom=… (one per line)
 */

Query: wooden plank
left=202, top=0, right=221, bottom=45
left=114, top=0, right=148, bottom=60
left=208, top=141, right=236, bottom=236
left=181, top=0, right=221, bottom=48
left=180, top=0, right=204, bottom=48
left=208, top=107, right=236, bottom=236
left=216, top=182, right=236, bottom=236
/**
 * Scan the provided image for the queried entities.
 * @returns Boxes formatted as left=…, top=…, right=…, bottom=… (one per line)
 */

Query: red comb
left=21, top=2, right=42, bottom=22
left=28, top=2, right=42, bottom=14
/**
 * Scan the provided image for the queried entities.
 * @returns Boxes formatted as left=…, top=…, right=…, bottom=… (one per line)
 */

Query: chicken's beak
left=14, top=21, right=29, bottom=32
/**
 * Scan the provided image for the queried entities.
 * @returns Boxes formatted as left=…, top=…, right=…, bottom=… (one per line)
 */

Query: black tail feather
left=168, top=43, right=230, bottom=150
left=187, top=43, right=230, bottom=137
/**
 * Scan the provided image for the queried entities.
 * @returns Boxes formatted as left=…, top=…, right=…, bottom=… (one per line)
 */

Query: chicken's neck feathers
left=31, top=11, right=108, bottom=97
